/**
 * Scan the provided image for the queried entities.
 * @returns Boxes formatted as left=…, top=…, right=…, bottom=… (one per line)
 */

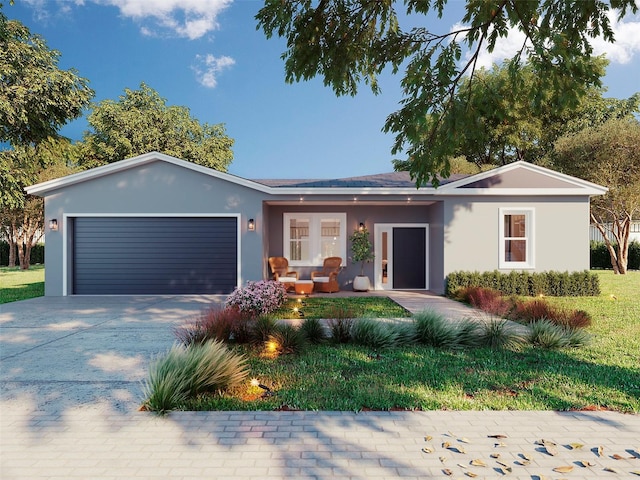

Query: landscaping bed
left=143, top=273, right=639, bottom=414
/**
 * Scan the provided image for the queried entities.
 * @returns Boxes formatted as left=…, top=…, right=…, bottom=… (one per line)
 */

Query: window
left=284, top=213, right=347, bottom=266
left=499, top=208, right=534, bottom=269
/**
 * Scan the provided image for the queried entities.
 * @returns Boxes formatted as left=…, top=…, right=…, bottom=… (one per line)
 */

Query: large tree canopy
left=80, top=83, right=234, bottom=171
left=257, top=0, right=638, bottom=185
left=553, top=117, right=640, bottom=274
left=0, top=10, right=93, bottom=146
left=390, top=58, right=640, bottom=173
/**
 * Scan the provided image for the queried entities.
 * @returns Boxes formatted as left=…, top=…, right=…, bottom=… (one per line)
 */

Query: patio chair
left=268, top=257, right=298, bottom=291
left=311, top=256, right=342, bottom=293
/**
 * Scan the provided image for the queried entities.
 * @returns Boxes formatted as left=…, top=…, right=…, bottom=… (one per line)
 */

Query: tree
left=0, top=10, right=93, bottom=147
left=1, top=138, right=79, bottom=269
left=392, top=58, right=639, bottom=173
left=80, top=83, right=234, bottom=171
left=553, top=117, right=640, bottom=274
left=256, top=0, right=638, bottom=185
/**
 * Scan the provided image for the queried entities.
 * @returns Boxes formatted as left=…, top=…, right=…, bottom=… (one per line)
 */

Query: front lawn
left=274, top=296, right=411, bottom=319
left=179, top=271, right=640, bottom=413
left=0, top=265, right=45, bottom=304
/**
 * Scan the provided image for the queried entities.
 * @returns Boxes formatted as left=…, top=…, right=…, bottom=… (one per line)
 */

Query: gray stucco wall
left=42, top=160, right=267, bottom=296
left=442, top=196, right=591, bottom=278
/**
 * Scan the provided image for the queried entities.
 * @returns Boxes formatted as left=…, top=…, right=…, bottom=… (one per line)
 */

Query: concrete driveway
left=0, top=295, right=226, bottom=413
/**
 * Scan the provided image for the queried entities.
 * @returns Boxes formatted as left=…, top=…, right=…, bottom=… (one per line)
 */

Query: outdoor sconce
left=359, top=222, right=365, bottom=232
left=49, top=219, right=58, bottom=231
left=248, top=218, right=255, bottom=231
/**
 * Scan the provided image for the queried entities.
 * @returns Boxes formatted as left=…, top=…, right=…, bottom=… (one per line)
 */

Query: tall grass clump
left=413, top=309, right=459, bottom=348
left=350, top=319, right=399, bottom=350
left=528, top=319, right=570, bottom=349
left=456, top=286, right=513, bottom=317
left=250, top=316, right=280, bottom=345
left=268, top=324, right=308, bottom=355
left=299, top=318, right=327, bottom=344
left=478, top=318, right=526, bottom=350
left=327, top=305, right=355, bottom=343
left=455, top=318, right=483, bottom=349
left=174, top=307, right=244, bottom=346
left=142, top=340, right=249, bottom=413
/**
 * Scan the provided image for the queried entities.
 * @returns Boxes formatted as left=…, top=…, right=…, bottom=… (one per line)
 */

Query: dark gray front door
left=73, top=217, right=237, bottom=294
left=392, top=227, right=426, bottom=289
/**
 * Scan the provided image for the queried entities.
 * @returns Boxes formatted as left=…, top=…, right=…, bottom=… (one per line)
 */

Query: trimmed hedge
left=445, top=270, right=600, bottom=297
left=590, top=240, right=640, bottom=270
left=0, top=241, right=45, bottom=266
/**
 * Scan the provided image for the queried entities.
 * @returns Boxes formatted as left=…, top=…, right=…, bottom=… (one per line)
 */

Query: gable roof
left=25, top=152, right=607, bottom=197
left=437, top=161, right=608, bottom=196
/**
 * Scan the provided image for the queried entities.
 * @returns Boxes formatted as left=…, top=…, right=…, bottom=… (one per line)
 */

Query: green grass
left=184, top=271, right=640, bottom=413
left=0, top=265, right=45, bottom=304
left=273, top=296, right=411, bottom=319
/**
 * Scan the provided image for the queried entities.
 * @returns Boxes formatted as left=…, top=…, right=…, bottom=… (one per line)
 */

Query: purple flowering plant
left=225, top=280, right=287, bottom=318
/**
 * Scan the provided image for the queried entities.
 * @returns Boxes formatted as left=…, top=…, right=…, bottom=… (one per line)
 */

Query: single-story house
left=25, top=151, right=607, bottom=296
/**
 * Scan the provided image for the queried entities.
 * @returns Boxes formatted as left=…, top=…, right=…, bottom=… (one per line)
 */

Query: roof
left=253, top=171, right=469, bottom=188
left=25, top=151, right=608, bottom=197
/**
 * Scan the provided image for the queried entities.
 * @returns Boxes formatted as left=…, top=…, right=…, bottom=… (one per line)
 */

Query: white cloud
left=99, top=0, right=233, bottom=39
left=590, top=13, right=640, bottom=64
left=457, top=11, right=640, bottom=70
left=192, top=54, right=235, bottom=88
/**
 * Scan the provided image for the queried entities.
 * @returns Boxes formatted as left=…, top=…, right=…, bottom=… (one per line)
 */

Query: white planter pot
left=353, top=275, right=371, bottom=292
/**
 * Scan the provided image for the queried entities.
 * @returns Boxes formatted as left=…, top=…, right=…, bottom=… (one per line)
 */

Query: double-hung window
left=284, top=213, right=346, bottom=266
left=499, top=208, right=534, bottom=269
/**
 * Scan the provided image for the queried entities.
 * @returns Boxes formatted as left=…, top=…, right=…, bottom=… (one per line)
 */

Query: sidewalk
left=2, top=405, right=639, bottom=479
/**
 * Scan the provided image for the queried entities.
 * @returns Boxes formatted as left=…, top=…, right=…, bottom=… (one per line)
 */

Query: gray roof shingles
left=251, top=171, right=470, bottom=188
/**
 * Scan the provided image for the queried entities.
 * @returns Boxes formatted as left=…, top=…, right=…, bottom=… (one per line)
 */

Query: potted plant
left=349, top=226, right=374, bottom=291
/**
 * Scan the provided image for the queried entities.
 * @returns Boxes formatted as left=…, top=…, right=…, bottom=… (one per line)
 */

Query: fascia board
left=434, top=187, right=608, bottom=196
left=439, top=160, right=608, bottom=194
left=25, top=151, right=274, bottom=196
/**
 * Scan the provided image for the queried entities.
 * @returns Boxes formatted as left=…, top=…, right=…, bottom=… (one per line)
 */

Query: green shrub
left=478, top=319, right=526, bottom=351
left=446, top=270, right=600, bottom=297
left=350, top=319, right=399, bottom=350
left=564, top=327, right=592, bottom=348
left=590, top=240, right=640, bottom=270
left=413, top=309, right=459, bottom=348
left=0, top=242, right=45, bottom=266
left=143, top=340, right=248, bottom=413
left=299, top=318, right=327, bottom=344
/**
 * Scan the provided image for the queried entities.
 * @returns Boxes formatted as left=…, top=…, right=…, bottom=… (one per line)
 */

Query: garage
left=72, top=216, right=238, bottom=295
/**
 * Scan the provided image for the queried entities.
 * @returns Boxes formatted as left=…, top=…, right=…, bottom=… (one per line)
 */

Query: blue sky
left=6, top=1, right=640, bottom=179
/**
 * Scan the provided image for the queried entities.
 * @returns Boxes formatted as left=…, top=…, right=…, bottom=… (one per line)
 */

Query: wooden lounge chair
left=311, top=257, right=342, bottom=293
left=268, top=257, right=298, bottom=291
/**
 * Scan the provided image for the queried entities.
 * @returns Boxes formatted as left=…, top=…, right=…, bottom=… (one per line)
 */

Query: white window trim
left=283, top=212, right=347, bottom=267
left=499, top=208, right=535, bottom=269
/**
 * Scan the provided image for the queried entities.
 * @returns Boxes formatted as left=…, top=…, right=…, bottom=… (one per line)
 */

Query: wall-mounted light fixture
left=358, top=222, right=365, bottom=232
left=248, top=218, right=255, bottom=231
left=49, top=219, right=58, bottom=231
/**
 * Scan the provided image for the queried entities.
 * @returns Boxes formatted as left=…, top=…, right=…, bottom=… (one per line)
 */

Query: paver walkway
left=1, top=295, right=638, bottom=479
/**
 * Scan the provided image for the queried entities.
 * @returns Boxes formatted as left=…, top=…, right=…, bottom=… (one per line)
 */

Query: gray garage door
left=73, top=217, right=237, bottom=295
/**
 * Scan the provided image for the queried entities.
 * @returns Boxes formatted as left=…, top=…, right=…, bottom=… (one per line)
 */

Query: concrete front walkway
left=1, top=295, right=638, bottom=479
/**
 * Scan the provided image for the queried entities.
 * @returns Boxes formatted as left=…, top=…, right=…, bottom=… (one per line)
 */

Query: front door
left=374, top=224, right=429, bottom=290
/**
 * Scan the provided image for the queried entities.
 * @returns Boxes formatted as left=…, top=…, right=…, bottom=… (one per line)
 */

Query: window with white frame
left=499, top=208, right=534, bottom=269
left=284, top=213, right=347, bottom=266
